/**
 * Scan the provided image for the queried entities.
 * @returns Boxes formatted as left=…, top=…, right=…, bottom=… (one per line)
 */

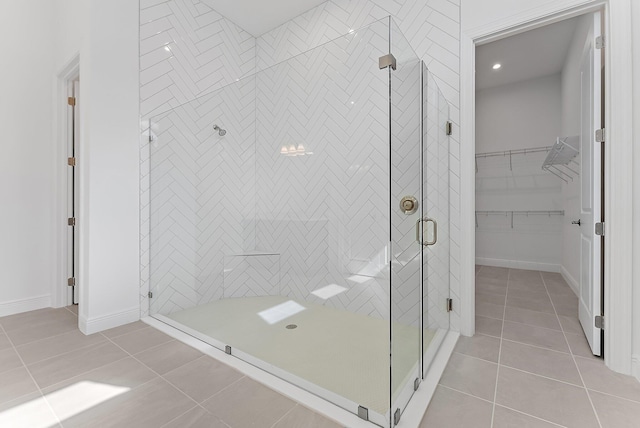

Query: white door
left=578, top=12, right=603, bottom=356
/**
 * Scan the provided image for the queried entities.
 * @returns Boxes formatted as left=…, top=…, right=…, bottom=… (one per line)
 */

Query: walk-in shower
left=148, top=17, right=450, bottom=428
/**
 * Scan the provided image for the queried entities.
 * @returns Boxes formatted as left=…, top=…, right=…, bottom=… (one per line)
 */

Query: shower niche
left=148, top=17, right=451, bottom=427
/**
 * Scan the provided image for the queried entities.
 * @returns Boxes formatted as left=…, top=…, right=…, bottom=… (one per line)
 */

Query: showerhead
left=213, top=124, right=226, bottom=136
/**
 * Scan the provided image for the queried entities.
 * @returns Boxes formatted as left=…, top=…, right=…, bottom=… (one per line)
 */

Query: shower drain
left=285, top=324, right=297, bottom=329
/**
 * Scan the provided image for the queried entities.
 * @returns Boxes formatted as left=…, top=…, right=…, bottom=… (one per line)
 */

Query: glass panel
left=149, top=18, right=394, bottom=426
left=389, top=19, right=423, bottom=422
left=422, top=67, right=451, bottom=374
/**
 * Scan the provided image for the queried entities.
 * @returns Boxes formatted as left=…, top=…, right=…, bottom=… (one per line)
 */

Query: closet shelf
left=542, top=136, right=580, bottom=182
left=475, top=210, right=564, bottom=228
left=475, top=146, right=552, bottom=172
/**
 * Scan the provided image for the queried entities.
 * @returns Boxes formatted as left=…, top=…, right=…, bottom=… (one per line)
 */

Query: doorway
left=473, top=12, right=604, bottom=357
left=66, top=78, right=80, bottom=307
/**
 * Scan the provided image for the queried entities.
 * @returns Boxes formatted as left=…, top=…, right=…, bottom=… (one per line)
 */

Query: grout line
left=269, top=403, right=298, bottom=428
left=0, top=324, right=63, bottom=427
left=585, top=388, right=640, bottom=405
left=437, top=384, right=495, bottom=405
left=500, top=337, right=571, bottom=355
left=540, top=271, right=604, bottom=428
left=489, top=268, right=509, bottom=428
left=451, top=350, right=499, bottom=365
left=494, top=404, right=567, bottom=428
left=157, top=404, right=200, bottom=428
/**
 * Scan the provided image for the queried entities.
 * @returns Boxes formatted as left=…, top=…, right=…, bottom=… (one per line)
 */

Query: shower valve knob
left=400, top=196, right=418, bottom=215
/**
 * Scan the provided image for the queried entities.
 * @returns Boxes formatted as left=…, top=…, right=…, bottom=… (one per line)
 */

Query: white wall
left=560, top=14, right=591, bottom=292
left=632, top=0, right=640, bottom=382
left=78, top=0, right=140, bottom=334
left=475, top=74, right=564, bottom=271
left=0, top=0, right=56, bottom=315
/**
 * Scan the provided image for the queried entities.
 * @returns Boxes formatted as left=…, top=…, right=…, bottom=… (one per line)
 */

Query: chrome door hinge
left=67, top=277, right=76, bottom=287
left=357, top=406, right=369, bottom=421
left=67, top=157, right=76, bottom=166
left=595, top=36, right=604, bottom=49
left=446, top=121, right=453, bottom=136
left=148, top=291, right=153, bottom=298
left=394, top=408, right=401, bottom=425
left=68, top=97, right=76, bottom=106
left=67, top=217, right=76, bottom=226
left=595, top=128, right=605, bottom=143
left=446, top=298, right=453, bottom=312
left=595, top=222, right=605, bottom=236
left=225, top=345, right=232, bottom=355
left=379, top=54, right=397, bottom=70
left=595, top=315, right=604, bottom=329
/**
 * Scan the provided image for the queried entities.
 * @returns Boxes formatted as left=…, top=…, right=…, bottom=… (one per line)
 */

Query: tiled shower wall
left=139, top=0, right=461, bottom=329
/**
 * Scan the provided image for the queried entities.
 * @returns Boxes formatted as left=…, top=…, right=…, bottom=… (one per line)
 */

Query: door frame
left=52, top=55, right=80, bottom=309
left=459, top=0, right=635, bottom=375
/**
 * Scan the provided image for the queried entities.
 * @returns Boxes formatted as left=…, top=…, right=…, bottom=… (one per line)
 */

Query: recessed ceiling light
left=492, top=63, right=502, bottom=70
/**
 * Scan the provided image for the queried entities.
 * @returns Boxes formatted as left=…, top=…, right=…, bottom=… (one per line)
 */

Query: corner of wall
left=79, top=306, right=140, bottom=335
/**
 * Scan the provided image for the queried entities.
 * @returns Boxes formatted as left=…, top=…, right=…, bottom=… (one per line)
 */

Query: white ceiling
left=476, top=18, right=579, bottom=91
left=201, top=0, right=328, bottom=37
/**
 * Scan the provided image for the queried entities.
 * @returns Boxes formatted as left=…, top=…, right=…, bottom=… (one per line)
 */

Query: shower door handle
left=416, top=217, right=438, bottom=246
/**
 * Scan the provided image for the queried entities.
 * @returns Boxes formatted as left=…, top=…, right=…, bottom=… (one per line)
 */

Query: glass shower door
left=389, top=20, right=423, bottom=425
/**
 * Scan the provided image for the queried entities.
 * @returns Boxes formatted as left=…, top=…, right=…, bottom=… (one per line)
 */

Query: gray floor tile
left=565, top=332, right=598, bottom=359
left=507, top=288, right=550, bottom=301
left=476, top=281, right=508, bottom=296
left=4, top=310, right=78, bottom=346
left=576, top=357, right=640, bottom=402
left=508, top=280, right=547, bottom=293
left=493, top=405, right=561, bottom=427
left=439, top=353, right=498, bottom=401
left=161, top=406, right=228, bottom=428
left=478, top=266, right=509, bottom=280
left=590, top=390, right=640, bottom=428
left=0, top=308, right=57, bottom=331
left=17, top=329, right=106, bottom=366
left=108, top=326, right=173, bottom=354
left=500, top=340, right=583, bottom=386
left=164, top=356, right=243, bottom=403
left=41, top=357, right=157, bottom=396
left=509, top=269, right=543, bottom=282
left=502, top=321, right=570, bottom=353
left=59, top=377, right=195, bottom=428
left=273, top=404, right=342, bottom=428
left=0, top=333, right=11, bottom=351
left=504, top=306, right=561, bottom=331
left=0, top=367, right=39, bottom=405
left=421, top=386, right=492, bottom=428
left=29, top=341, right=127, bottom=389
left=477, top=292, right=506, bottom=305
left=135, top=340, right=203, bottom=375
left=101, top=320, right=150, bottom=339
left=476, top=302, right=505, bottom=320
left=66, top=305, right=79, bottom=315
left=0, top=347, right=23, bottom=375
left=496, top=367, right=599, bottom=428
left=476, top=316, right=503, bottom=337
left=0, top=392, right=60, bottom=428
left=202, top=376, right=296, bottom=428
left=558, top=315, right=583, bottom=335
left=506, top=296, right=555, bottom=314
left=553, top=300, right=579, bottom=317
left=454, top=334, right=501, bottom=363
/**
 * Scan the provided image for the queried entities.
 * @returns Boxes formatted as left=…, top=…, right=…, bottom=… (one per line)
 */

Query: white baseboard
left=560, top=265, right=580, bottom=297
left=633, top=355, right=640, bottom=382
left=476, top=257, right=561, bottom=273
left=79, top=306, right=139, bottom=335
left=144, top=316, right=459, bottom=428
left=0, top=295, right=51, bottom=317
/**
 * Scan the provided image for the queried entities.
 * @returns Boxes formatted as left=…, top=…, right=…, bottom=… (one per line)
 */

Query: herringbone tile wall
left=139, top=0, right=461, bottom=330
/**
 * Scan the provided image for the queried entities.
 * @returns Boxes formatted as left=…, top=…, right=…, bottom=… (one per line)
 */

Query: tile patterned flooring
left=421, top=266, right=640, bottom=428
left=1, top=266, right=639, bottom=427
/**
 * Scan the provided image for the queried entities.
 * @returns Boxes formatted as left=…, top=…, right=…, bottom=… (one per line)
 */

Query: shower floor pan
left=163, top=295, right=435, bottom=417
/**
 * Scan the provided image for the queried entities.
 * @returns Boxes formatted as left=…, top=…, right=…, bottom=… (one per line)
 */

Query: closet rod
left=475, top=146, right=552, bottom=159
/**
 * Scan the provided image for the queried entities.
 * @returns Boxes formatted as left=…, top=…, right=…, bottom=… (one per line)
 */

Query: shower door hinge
left=148, top=291, right=153, bottom=298
left=67, top=97, right=76, bottom=106
left=595, top=128, right=605, bottom=143
left=225, top=345, right=232, bottom=355
left=378, top=54, right=396, bottom=70
left=446, top=298, right=453, bottom=312
left=595, top=315, right=604, bottom=329
left=595, top=36, right=604, bottom=49
left=446, top=121, right=453, bottom=136
left=357, top=406, right=369, bottom=421
left=595, top=222, right=605, bottom=236
left=67, top=277, right=76, bottom=287
left=393, top=408, right=401, bottom=425
left=67, top=217, right=76, bottom=226
left=67, top=157, right=76, bottom=166
left=414, top=377, right=420, bottom=391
